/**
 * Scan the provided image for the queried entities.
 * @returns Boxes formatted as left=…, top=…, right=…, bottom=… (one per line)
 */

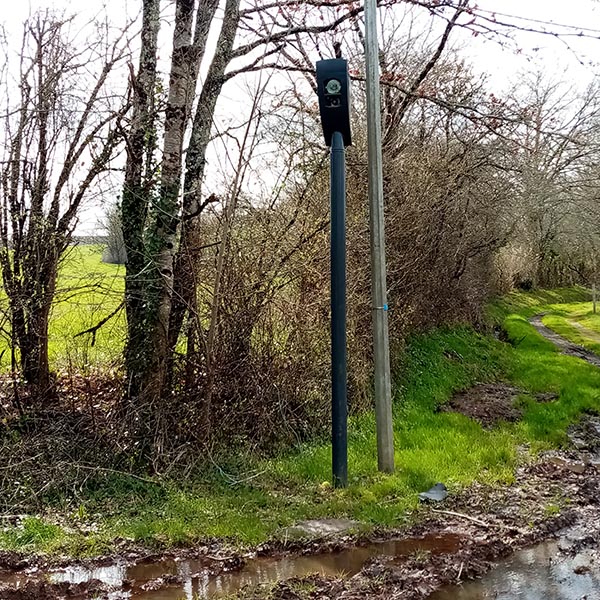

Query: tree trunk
left=20, top=301, right=52, bottom=392
left=168, top=0, right=241, bottom=363
left=121, top=0, right=161, bottom=451
left=145, top=0, right=220, bottom=402
left=122, top=0, right=220, bottom=459
left=4, top=234, right=59, bottom=399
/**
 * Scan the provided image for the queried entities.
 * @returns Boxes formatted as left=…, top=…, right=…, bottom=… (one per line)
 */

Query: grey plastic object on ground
left=419, top=483, right=448, bottom=503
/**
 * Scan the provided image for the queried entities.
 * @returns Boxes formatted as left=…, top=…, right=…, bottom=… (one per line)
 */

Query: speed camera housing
left=316, top=58, right=352, bottom=147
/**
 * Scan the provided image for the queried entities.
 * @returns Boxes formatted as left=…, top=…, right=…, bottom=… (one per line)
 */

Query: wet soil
left=2, top=440, right=600, bottom=599
left=0, top=579, right=109, bottom=600
left=442, top=383, right=523, bottom=426
left=227, top=448, right=600, bottom=599
left=568, top=416, right=600, bottom=455
left=441, top=383, right=558, bottom=427
left=429, top=535, right=600, bottom=599
left=0, top=534, right=462, bottom=599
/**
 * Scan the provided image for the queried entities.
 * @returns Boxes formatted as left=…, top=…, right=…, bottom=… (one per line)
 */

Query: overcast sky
left=4, top=0, right=598, bottom=87
left=2, top=0, right=600, bottom=233
left=470, top=0, right=600, bottom=88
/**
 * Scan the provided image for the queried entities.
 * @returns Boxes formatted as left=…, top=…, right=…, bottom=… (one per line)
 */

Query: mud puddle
left=429, top=535, right=600, bottom=600
left=0, top=533, right=461, bottom=599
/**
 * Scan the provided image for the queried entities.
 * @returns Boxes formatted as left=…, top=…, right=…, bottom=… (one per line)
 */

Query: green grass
left=0, top=245, right=125, bottom=372
left=0, top=277, right=598, bottom=555
left=503, top=312, right=600, bottom=447
left=485, top=286, right=591, bottom=323
left=541, top=313, right=600, bottom=355
left=575, top=310, right=600, bottom=333
left=2, top=326, right=519, bottom=555
left=51, top=245, right=125, bottom=370
left=0, top=518, right=65, bottom=552
left=524, top=295, right=600, bottom=355
left=4, top=286, right=600, bottom=556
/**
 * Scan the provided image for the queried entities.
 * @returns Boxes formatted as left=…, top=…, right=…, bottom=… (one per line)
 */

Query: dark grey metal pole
left=331, top=130, right=347, bottom=488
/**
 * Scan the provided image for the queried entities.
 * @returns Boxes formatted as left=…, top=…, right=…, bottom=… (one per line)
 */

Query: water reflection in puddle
left=429, top=540, right=600, bottom=600
left=45, top=534, right=461, bottom=599
left=6, top=532, right=598, bottom=599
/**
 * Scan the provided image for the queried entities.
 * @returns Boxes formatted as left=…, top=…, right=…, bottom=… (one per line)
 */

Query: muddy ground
left=2, top=429, right=600, bottom=599
left=2, top=322, right=600, bottom=599
left=239, top=451, right=600, bottom=599
left=441, top=382, right=557, bottom=427
left=441, top=383, right=524, bottom=426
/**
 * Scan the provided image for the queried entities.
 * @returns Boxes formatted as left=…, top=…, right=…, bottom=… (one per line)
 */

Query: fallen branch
left=431, top=508, right=490, bottom=527
left=63, top=462, right=162, bottom=486
left=0, top=453, right=44, bottom=470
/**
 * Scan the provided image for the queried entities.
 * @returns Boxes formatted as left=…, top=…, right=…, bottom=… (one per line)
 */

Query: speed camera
left=316, top=58, right=352, bottom=147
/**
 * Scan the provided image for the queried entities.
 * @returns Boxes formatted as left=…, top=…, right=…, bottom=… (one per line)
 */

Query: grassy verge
left=574, top=310, right=600, bottom=333
left=485, top=286, right=591, bottom=322
left=2, top=287, right=600, bottom=557
left=542, top=313, right=600, bottom=355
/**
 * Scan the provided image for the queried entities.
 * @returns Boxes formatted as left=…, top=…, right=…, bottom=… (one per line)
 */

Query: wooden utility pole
left=364, top=0, right=394, bottom=472
left=592, top=253, right=597, bottom=314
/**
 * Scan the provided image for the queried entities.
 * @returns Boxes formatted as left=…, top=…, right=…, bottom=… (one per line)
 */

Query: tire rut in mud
left=529, top=313, right=600, bottom=367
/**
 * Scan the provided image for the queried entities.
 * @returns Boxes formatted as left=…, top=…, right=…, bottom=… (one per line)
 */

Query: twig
left=0, top=453, right=44, bottom=470
left=63, top=462, right=162, bottom=486
left=229, top=469, right=267, bottom=485
left=456, top=561, right=464, bottom=582
left=431, top=508, right=490, bottom=527
left=74, top=301, right=125, bottom=346
left=207, top=451, right=266, bottom=486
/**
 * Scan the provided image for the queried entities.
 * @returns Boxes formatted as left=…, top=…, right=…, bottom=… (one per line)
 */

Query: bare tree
left=507, top=73, right=600, bottom=286
left=0, top=12, right=129, bottom=398
left=120, top=0, right=402, bottom=458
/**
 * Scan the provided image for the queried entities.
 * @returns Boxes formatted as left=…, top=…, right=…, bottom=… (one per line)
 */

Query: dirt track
left=529, top=313, right=600, bottom=366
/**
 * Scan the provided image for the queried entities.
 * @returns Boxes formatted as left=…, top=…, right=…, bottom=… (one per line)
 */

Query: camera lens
left=325, top=79, right=342, bottom=95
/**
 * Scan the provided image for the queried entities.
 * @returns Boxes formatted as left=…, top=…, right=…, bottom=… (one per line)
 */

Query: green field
left=0, top=245, right=125, bottom=372
left=2, top=285, right=600, bottom=556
